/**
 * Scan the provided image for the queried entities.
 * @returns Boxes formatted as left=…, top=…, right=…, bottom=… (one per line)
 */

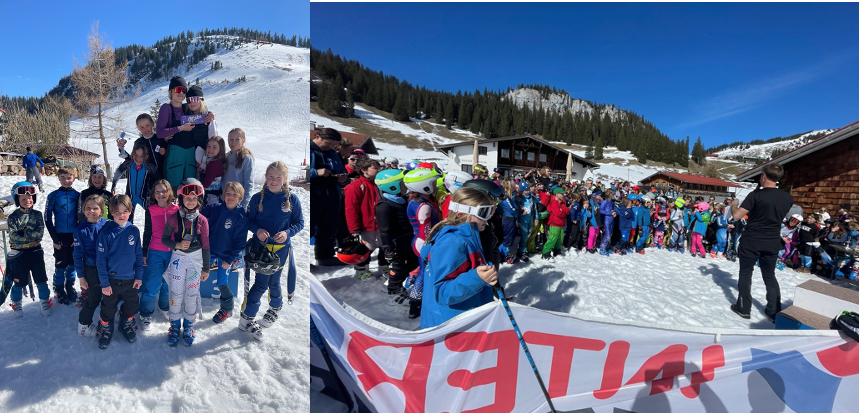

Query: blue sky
left=0, top=0, right=308, bottom=98
left=311, top=3, right=859, bottom=148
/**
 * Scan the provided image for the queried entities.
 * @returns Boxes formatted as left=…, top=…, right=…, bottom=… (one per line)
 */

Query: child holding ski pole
left=139, top=179, right=179, bottom=331
left=96, top=195, right=144, bottom=349
left=7, top=182, right=51, bottom=317
left=75, top=195, right=109, bottom=337
left=239, top=162, right=303, bottom=341
left=160, top=179, right=210, bottom=346
left=419, top=187, right=498, bottom=329
left=200, top=182, right=249, bottom=324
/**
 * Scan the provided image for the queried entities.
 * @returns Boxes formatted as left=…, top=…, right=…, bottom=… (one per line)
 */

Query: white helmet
left=444, top=170, right=472, bottom=194
left=404, top=169, right=440, bottom=195
left=385, top=157, right=399, bottom=167
left=791, top=213, right=804, bottom=222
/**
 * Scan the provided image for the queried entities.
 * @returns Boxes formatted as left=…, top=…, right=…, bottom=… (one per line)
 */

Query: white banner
left=309, top=277, right=859, bottom=413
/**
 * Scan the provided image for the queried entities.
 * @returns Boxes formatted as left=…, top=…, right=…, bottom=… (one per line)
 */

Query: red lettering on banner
left=817, top=341, right=859, bottom=377
left=593, top=341, right=631, bottom=400
left=346, top=331, right=434, bottom=413
left=680, top=345, right=725, bottom=398
left=523, top=331, right=606, bottom=398
left=626, top=344, right=688, bottom=395
left=444, top=331, right=519, bottom=413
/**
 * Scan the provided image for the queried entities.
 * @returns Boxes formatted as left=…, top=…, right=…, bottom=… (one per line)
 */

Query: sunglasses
left=15, top=186, right=37, bottom=196
left=448, top=201, right=494, bottom=221
left=348, top=157, right=359, bottom=162
left=188, top=96, right=202, bottom=103
left=171, top=86, right=187, bottom=94
left=179, top=183, right=204, bottom=197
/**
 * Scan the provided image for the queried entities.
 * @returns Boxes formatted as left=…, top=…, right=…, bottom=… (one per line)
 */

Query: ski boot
left=40, top=298, right=52, bottom=316
left=677, top=248, right=684, bottom=254
left=541, top=252, right=552, bottom=260
left=518, top=253, right=529, bottom=263
left=238, top=313, right=263, bottom=341
left=657, top=244, right=663, bottom=250
left=65, top=279, right=78, bottom=307
left=287, top=293, right=294, bottom=305
left=10, top=300, right=23, bottom=317
left=666, top=247, right=674, bottom=252
left=97, top=318, right=114, bottom=349
left=408, top=299, right=421, bottom=319
left=212, top=309, right=232, bottom=324
left=53, top=284, right=68, bottom=306
left=776, top=260, right=785, bottom=271
left=587, top=248, right=597, bottom=254
left=141, top=316, right=153, bottom=331
left=259, top=306, right=282, bottom=328
left=160, top=307, right=170, bottom=321
left=183, top=319, right=195, bottom=346
left=78, top=322, right=96, bottom=337
left=552, top=249, right=562, bottom=258
left=505, top=253, right=517, bottom=264
left=710, top=251, right=717, bottom=259
left=387, top=285, right=409, bottom=306
left=637, top=250, right=645, bottom=255
left=167, top=320, right=181, bottom=347
left=599, top=248, right=610, bottom=256
left=119, top=315, right=138, bottom=343
left=75, top=288, right=88, bottom=308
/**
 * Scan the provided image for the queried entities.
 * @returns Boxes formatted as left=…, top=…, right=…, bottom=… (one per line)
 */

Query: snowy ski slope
left=70, top=37, right=310, bottom=183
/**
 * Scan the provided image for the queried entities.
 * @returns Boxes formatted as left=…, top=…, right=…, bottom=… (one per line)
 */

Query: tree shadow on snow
left=501, top=267, right=579, bottom=313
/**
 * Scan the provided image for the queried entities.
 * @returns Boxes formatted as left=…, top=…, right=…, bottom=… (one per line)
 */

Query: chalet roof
left=640, top=171, right=741, bottom=188
left=736, top=119, right=859, bottom=182
left=55, top=145, right=100, bottom=158
left=436, top=135, right=600, bottom=168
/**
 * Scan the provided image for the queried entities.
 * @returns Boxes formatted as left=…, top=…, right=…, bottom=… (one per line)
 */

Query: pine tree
left=594, top=137, right=604, bottom=160
left=585, top=140, right=594, bottom=159
left=345, top=89, right=355, bottom=118
left=691, top=136, right=706, bottom=165
left=392, top=91, right=409, bottom=121
left=150, top=98, right=161, bottom=123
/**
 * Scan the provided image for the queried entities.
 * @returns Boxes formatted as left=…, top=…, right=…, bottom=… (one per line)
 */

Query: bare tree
left=71, top=21, right=139, bottom=179
left=2, top=96, right=73, bottom=162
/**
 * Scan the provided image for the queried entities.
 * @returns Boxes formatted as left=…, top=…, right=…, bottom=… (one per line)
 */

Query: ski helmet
left=518, top=181, right=530, bottom=193
left=404, top=169, right=440, bottom=195
left=675, top=198, right=686, bottom=208
left=406, top=161, right=418, bottom=171
left=244, top=240, right=282, bottom=275
left=791, top=213, right=804, bottom=222
left=697, top=202, right=709, bottom=211
left=628, top=193, right=640, bottom=202
left=385, top=157, right=400, bottom=168
left=552, top=187, right=565, bottom=195
left=336, top=236, right=371, bottom=265
left=375, top=169, right=405, bottom=195
left=444, top=170, right=472, bottom=193
left=11, top=181, right=36, bottom=207
left=462, top=179, right=504, bottom=200
left=178, top=178, right=204, bottom=212
left=641, top=193, right=654, bottom=202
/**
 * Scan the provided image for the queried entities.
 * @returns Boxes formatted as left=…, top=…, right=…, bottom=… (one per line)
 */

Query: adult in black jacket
left=310, top=128, right=349, bottom=266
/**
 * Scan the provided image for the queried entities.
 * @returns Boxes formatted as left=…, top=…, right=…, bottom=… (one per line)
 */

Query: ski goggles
left=171, top=86, right=187, bottom=94
left=179, top=183, right=204, bottom=197
left=14, top=186, right=37, bottom=196
left=188, top=96, right=202, bottom=103
left=448, top=201, right=495, bottom=221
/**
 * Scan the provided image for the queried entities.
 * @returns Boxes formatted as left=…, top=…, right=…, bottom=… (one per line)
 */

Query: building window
left=515, top=150, right=523, bottom=160
left=462, top=164, right=472, bottom=174
left=527, top=152, right=535, bottom=161
left=501, top=148, right=510, bottom=159
left=478, top=146, right=488, bottom=155
left=539, top=153, right=547, bottom=162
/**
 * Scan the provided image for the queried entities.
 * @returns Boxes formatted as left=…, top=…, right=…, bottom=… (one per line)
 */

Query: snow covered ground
left=0, top=175, right=311, bottom=412
left=70, top=38, right=310, bottom=184
left=714, top=129, right=834, bottom=159
left=312, top=243, right=859, bottom=410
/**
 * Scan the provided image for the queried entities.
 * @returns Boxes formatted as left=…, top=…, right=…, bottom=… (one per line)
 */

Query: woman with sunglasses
left=418, top=187, right=498, bottom=329
left=156, top=76, right=216, bottom=189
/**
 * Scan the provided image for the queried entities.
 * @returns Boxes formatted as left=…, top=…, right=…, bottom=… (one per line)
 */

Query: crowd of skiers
left=309, top=129, right=859, bottom=329
left=1, top=90, right=302, bottom=349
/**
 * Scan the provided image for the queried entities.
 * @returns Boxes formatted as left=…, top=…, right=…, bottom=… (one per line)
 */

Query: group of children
left=1, top=158, right=302, bottom=349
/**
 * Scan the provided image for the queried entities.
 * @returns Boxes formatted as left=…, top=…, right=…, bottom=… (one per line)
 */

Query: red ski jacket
left=547, top=197, right=570, bottom=228
left=343, top=175, right=379, bottom=233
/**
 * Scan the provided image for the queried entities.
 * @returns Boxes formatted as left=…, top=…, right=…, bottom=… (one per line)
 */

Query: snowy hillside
left=713, top=129, right=833, bottom=159
left=0, top=175, right=311, bottom=412
left=70, top=37, right=309, bottom=183
left=506, top=88, right=625, bottom=122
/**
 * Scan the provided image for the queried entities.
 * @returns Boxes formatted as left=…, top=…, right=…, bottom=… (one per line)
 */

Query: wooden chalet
left=737, top=120, right=859, bottom=216
left=437, top=135, right=599, bottom=179
left=309, top=127, right=378, bottom=156
left=639, top=171, right=741, bottom=200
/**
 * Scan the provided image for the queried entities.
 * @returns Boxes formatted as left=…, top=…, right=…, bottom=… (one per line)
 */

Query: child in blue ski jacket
left=96, top=195, right=144, bottom=349
left=615, top=198, right=635, bottom=254
left=497, top=180, right=520, bottom=263
left=566, top=193, right=583, bottom=251
left=712, top=206, right=729, bottom=258
left=200, top=182, right=250, bottom=324
left=598, top=189, right=617, bottom=254
left=690, top=202, right=711, bottom=257
left=239, top=162, right=304, bottom=341
left=514, top=182, right=538, bottom=260
left=635, top=200, right=652, bottom=253
left=74, top=194, right=109, bottom=337
left=420, top=187, right=497, bottom=329
left=45, top=168, right=80, bottom=305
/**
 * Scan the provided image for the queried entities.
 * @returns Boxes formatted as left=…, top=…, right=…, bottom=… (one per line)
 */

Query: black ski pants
left=736, top=244, right=781, bottom=317
left=100, top=278, right=139, bottom=322
left=78, top=265, right=102, bottom=325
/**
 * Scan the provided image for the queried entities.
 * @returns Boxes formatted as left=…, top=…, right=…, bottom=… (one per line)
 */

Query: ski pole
left=494, top=285, right=557, bottom=413
left=310, top=319, right=355, bottom=412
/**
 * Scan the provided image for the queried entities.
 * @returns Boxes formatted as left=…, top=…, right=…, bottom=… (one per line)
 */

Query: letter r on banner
left=347, top=331, right=434, bottom=413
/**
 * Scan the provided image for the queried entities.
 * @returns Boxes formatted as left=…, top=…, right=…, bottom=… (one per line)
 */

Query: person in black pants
left=310, top=128, right=349, bottom=267
left=729, top=163, right=794, bottom=323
